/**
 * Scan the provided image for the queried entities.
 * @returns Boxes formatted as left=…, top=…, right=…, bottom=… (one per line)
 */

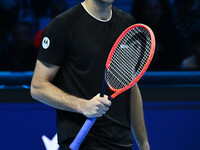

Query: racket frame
left=106, top=24, right=155, bottom=99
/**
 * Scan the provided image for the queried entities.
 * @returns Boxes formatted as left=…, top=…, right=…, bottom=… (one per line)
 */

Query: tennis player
left=31, top=0, right=150, bottom=149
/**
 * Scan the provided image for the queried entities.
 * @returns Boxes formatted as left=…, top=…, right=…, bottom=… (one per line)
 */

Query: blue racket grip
left=69, top=76, right=107, bottom=149
left=69, top=117, right=97, bottom=150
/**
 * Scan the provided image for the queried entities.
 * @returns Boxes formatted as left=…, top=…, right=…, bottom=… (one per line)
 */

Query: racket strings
left=107, top=27, right=152, bottom=89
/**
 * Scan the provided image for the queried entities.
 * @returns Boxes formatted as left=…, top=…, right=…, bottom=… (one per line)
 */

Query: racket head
left=105, top=24, right=155, bottom=98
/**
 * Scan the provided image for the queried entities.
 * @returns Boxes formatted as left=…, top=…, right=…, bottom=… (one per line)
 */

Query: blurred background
left=0, top=0, right=200, bottom=150
left=0, top=0, right=200, bottom=71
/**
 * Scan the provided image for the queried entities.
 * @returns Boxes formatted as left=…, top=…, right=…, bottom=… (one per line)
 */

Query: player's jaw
left=93, top=0, right=115, bottom=6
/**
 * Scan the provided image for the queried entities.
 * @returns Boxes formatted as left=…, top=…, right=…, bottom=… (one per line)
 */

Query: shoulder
left=112, top=7, right=136, bottom=24
left=44, top=4, right=83, bottom=27
left=43, top=4, right=84, bottom=33
left=56, top=4, right=84, bottom=24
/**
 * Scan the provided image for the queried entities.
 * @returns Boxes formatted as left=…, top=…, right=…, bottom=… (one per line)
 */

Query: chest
left=66, top=22, right=124, bottom=68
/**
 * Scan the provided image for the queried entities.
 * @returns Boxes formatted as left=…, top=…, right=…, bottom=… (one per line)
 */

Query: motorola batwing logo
left=42, top=37, right=50, bottom=49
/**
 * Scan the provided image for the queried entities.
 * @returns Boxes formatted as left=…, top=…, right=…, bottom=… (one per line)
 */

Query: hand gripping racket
left=69, top=24, right=155, bottom=150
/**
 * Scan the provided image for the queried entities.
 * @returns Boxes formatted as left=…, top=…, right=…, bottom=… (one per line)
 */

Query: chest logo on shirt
left=42, top=37, right=50, bottom=49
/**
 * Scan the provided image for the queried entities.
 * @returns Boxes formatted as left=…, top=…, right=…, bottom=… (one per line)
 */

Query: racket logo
left=120, top=44, right=129, bottom=49
left=42, top=37, right=50, bottom=49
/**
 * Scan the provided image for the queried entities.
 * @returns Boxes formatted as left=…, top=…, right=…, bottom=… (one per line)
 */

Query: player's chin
left=96, top=0, right=115, bottom=5
left=105, top=0, right=115, bottom=3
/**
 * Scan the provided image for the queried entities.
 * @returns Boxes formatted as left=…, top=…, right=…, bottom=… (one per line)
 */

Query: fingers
left=82, top=94, right=111, bottom=118
left=100, top=98, right=111, bottom=107
left=101, top=105, right=109, bottom=111
left=97, top=94, right=111, bottom=106
left=96, top=104, right=109, bottom=113
left=95, top=94, right=111, bottom=116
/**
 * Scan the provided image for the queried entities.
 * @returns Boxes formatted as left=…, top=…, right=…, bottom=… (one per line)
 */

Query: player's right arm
left=30, top=60, right=111, bottom=118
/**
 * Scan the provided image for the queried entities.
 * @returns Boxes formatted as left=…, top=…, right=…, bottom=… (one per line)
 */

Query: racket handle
left=69, top=117, right=97, bottom=150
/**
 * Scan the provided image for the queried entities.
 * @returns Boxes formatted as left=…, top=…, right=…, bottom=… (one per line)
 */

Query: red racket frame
left=106, top=24, right=155, bottom=99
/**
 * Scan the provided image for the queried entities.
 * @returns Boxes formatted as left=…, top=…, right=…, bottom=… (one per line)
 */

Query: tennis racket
left=69, top=23, right=155, bottom=150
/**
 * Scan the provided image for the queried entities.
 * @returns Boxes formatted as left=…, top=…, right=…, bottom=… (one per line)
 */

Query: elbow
left=30, top=80, right=43, bottom=101
left=30, top=83, right=39, bottom=101
left=30, top=84, right=37, bottom=100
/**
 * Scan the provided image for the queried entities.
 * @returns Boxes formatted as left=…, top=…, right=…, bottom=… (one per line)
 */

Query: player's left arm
left=130, top=85, right=150, bottom=150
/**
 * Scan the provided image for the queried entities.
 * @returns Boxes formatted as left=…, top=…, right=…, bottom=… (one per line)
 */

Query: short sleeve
left=37, top=17, right=67, bottom=66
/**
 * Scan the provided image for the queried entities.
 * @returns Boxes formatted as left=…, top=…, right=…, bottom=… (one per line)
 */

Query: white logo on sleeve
left=42, top=37, right=50, bottom=49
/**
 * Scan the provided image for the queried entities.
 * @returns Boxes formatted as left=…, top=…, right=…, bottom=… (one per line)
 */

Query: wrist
left=76, top=98, right=88, bottom=115
left=139, top=140, right=150, bottom=150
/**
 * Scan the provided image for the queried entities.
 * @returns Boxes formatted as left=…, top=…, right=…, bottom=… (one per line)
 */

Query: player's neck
left=82, top=0, right=112, bottom=21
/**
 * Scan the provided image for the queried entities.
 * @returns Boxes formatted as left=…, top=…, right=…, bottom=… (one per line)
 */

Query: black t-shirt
left=38, top=4, right=136, bottom=149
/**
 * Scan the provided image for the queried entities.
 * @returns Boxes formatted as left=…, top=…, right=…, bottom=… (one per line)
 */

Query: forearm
left=31, top=81, right=86, bottom=114
left=31, top=60, right=111, bottom=118
left=130, top=85, right=149, bottom=149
